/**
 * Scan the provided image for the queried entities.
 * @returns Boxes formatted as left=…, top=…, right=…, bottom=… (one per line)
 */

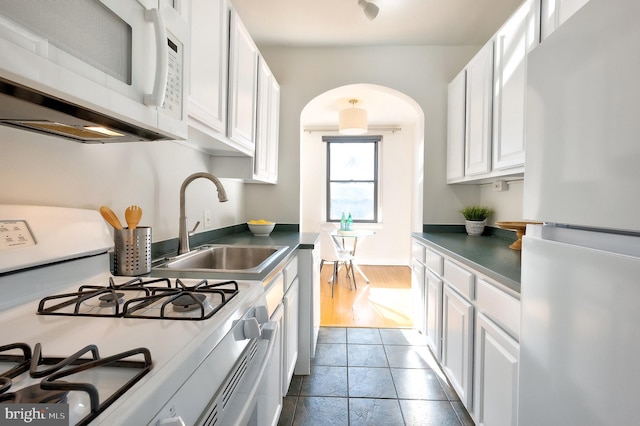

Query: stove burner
left=171, top=293, right=207, bottom=312
left=0, top=343, right=152, bottom=425
left=98, top=292, right=124, bottom=307
left=9, top=383, right=68, bottom=404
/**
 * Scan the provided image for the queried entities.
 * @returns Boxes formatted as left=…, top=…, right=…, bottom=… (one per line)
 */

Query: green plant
left=460, top=206, right=493, bottom=221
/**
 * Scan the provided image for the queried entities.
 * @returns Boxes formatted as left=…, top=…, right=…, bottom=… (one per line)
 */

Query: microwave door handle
left=143, top=8, right=168, bottom=107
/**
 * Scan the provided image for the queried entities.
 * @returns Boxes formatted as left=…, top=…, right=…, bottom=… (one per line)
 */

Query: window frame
left=323, top=135, right=380, bottom=223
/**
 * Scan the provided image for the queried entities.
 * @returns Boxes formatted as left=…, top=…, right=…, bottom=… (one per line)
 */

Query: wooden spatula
left=125, top=205, right=142, bottom=230
left=99, top=206, right=123, bottom=230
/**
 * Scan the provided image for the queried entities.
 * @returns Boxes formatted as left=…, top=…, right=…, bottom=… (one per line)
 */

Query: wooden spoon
left=125, top=205, right=142, bottom=230
left=99, top=206, right=123, bottom=230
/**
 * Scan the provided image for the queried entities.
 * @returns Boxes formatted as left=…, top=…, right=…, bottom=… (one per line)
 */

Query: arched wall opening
left=300, top=83, right=424, bottom=265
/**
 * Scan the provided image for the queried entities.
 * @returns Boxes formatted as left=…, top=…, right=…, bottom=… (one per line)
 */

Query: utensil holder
left=114, top=227, right=151, bottom=276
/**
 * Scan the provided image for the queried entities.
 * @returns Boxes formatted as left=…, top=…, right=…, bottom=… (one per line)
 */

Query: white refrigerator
left=520, top=0, right=640, bottom=424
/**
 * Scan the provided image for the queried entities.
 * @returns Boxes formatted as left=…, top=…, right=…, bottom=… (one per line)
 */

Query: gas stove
left=0, top=205, right=273, bottom=425
left=37, top=275, right=241, bottom=320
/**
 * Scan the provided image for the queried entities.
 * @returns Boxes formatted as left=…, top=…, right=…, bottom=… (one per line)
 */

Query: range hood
left=0, top=78, right=171, bottom=143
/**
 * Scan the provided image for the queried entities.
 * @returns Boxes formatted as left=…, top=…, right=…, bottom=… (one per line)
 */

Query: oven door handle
left=225, top=320, right=279, bottom=426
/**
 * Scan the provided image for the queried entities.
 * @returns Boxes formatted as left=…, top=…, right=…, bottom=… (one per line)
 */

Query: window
left=323, top=135, right=379, bottom=223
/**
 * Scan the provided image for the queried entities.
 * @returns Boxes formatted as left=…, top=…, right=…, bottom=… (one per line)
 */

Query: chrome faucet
left=178, top=172, right=228, bottom=255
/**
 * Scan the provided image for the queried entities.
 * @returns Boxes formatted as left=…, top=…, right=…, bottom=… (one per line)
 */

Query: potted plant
left=460, top=206, right=493, bottom=236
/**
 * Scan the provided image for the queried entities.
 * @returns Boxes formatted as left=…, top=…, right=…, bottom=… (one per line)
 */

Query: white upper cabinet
left=447, top=0, right=541, bottom=183
left=211, top=54, right=280, bottom=183
left=540, top=0, right=590, bottom=40
left=227, top=9, right=259, bottom=152
left=446, top=70, right=466, bottom=182
left=188, top=0, right=228, bottom=135
left=464, top=41, right=494, bottom=177
left=254, top=57, right=280, bottom=183
left=492, top=0, right=540, bottom=171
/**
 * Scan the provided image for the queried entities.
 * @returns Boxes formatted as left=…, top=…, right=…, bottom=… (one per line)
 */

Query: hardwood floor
left=320, top=263, right=414, bottom=329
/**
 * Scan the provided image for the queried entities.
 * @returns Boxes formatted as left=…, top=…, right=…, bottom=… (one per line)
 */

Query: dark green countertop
left=413, top=225, right=521, bottom=294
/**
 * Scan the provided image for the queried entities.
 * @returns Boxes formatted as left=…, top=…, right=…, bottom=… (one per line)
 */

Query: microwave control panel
left=163, top=31, right=184, bottom=120
left=0, top=220, right=36, bottom=251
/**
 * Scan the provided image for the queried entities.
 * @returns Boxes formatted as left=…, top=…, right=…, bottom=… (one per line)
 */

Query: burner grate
left=36, top=278, right=240, bottom=320
left=0, top=342, right=152, bottom=426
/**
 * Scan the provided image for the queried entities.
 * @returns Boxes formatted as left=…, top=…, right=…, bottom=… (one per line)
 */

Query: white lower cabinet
left=283, top=277, right=299, bottom=396
left=413, top=237, right=521, bottom=424
left=442, top=284, right=475, bottom=409
left=474, top=312, right=519, bottom=426
left=411, top=258, right=426, bottom=335
left=425, top=269, right=443, bottom=360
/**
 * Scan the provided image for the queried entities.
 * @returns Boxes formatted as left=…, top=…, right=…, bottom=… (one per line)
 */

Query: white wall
left=479, top=179, right=525, bottom=225
left=0, top=126, right=244, bottom=243
left=244, top=46, right=487, bottom=232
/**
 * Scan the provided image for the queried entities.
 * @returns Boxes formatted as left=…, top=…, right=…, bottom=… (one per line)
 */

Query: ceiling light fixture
left=339, top=99, right=368, bottom=135
left=358, top=0, right=379, bottom=21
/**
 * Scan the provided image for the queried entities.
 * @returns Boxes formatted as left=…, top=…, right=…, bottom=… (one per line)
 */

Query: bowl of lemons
left=247, top=219, right=276, bottom=236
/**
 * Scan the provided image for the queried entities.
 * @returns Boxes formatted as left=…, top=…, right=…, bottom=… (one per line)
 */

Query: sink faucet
left=178, top=172, right=228, bottom=255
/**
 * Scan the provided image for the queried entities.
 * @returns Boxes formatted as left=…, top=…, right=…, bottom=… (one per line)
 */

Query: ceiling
left=230, top=0, right=524, bottom=127
left=230, top=0, right=524, bottom=47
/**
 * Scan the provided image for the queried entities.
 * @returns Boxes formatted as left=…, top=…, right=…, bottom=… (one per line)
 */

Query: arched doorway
left=299, top=83, right=424, bottom=327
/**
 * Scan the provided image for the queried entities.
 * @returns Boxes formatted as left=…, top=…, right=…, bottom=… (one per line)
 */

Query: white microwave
left=0, top=0, right=188, bottom=142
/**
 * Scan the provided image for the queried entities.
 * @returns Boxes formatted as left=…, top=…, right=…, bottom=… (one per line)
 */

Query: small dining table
left=331, top=229, right=375, bottom=283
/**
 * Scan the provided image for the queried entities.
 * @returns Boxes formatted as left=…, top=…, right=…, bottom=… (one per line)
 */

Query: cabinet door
left=267, top=303, right=284, bottom=426
left=474, top=313, right=519, bottom=426
left=464, top=41, right=494, bottom=177
left=411, top=259, right=426, bottom=335
left=541, top=0, right=590, bottom=40
left=188, top=0, right=228, bottom=134
left=492, top=0, right=540, bottom=171
left=447, top=69, right=466, bottom=182
left=283, top=278, right=299, bottom=396
left=228, top=9, right=258, bottom=150
left=425, top=269, right=443, bottom=360
left=442, top=285, right=474, bottom=409
left=254, top=57, right=280, bottom=183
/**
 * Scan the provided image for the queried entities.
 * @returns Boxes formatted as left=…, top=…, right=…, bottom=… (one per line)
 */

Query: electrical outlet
left=492, top=180, right=508, bottom=192
left=203, top=210, right=212, bottom=229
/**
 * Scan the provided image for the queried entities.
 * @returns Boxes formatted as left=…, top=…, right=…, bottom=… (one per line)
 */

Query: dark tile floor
left=278, top=327, right=475, bottom=426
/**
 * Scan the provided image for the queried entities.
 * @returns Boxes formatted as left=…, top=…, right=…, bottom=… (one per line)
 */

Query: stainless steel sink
left=153, top=245, right=288, bottom=274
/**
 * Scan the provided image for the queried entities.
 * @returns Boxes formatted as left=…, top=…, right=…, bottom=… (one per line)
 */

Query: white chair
left=319, top=224, right=356, bottom=297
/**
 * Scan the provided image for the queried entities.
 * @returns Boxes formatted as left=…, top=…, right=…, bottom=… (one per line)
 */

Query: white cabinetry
left=412, top=241, right=444, bottom=360
left=411, top=258, right=426, bottom=335
left=541, top=0, right=590, bottom=40
left=282, top=255, right=299, bottom=395
left=295, top=244, right=321, bottom=375
left=474, top=313, right=519, bottom=426
left=188, top=0, right=228, bottom=136
left=464, top=41, right=494, bottom=178
left=227, top=9, right=258, bottom=152
left=447, top=0, right=540, bottom=183
left=442, top=272, right=475, bottom=409
left=425, top=269, right=443, bottom=359
left=212, top=57, right=280, bottom=183
left=492, top=0, right=540, bottom=171
left=185, top=3, right=281, bottom=182
left=447, top=70, right=466, bottom=182
left=413, top=237, right=521, bottom=424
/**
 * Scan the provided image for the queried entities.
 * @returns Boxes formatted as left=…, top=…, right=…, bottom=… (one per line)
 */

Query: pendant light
left=339, top=99, right=368, bottom=135
left=358, top=0, right=379, bottom=21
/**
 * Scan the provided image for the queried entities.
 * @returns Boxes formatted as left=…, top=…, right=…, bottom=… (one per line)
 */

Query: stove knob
left=243, top=317, right=261, bottom=339
left=157, top=416, right=185, bottom=426
left=254, top=305, right=269, bottom=324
